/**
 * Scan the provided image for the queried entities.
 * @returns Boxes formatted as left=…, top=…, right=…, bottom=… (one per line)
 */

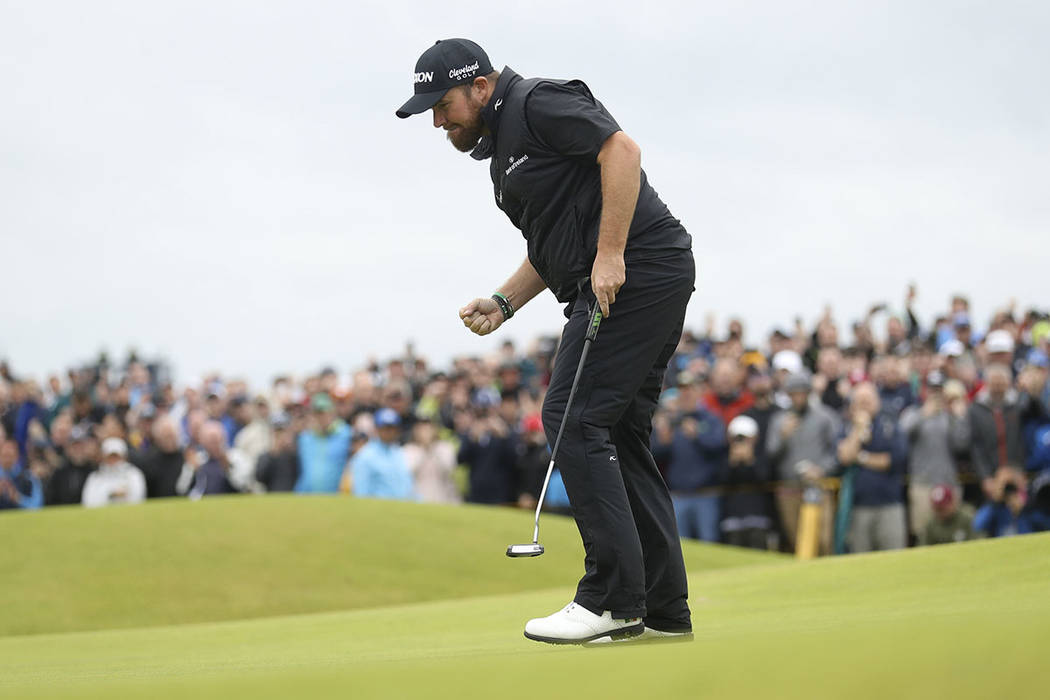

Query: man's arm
left=81, top=474, right=106, bottom=508
left=459, top=258, right=547, bottom=336
left=592, top=131, right=641, bottom=317
left=128, top=468, right=147, bottom=503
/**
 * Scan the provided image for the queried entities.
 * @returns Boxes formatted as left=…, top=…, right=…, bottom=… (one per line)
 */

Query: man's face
left=201, top=428, right=225, bottom=459
left=498, top=397, right=518, bottom=424
left=315, top=409, right=334, bottom=431
left=383, top=389, right=401, bottom=409
left=206, top=396, right=224, bottom=419
left=817, top=348, right=841, bottom=378
left=986, top=368, right=1011, bottom=398
left=748, top=374, right=773, bottom=399
left=988, top=351, right=1012, bottom=367
left=235, top=402, right=254, bottom=425
left=710, top=363, right=738, bottom=398
left=154, top=422, right=179, bottom=453
left=413, top=421, right=437, bottom=444
left=788, top=390, right=808, bottom=412
left=378, top=425, right=400, bottom=445
left=432, top=86, right=485, bottom=152
left=851, top=384, right=881, bottom=416
left=273, top=427, right=294, bottom=451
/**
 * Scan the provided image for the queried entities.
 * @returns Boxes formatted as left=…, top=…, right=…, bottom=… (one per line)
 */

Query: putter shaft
left=527, top=305, right=601, bottom=546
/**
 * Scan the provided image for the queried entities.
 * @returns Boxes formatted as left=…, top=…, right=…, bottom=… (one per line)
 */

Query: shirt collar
left=470, top=66, right=520, bottom=162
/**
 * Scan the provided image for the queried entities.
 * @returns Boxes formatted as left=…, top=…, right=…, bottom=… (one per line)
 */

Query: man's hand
left=796, top=460, right=823, bottom=483
left=680, top=416, right=700, bottom=439
left=591, top=252, right=625, bottom=318
left=459, top=297, right=504, bottom=336
left=0, top=478, right=21, bottom=504
left=184, top=448, right=202, bottom=471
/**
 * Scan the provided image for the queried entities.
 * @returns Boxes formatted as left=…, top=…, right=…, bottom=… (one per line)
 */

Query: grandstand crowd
left=3, top=286, right=1050, bottom=555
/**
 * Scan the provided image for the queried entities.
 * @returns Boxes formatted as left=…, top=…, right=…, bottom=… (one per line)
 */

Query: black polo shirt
left=471, top=67, right=691, bottom=302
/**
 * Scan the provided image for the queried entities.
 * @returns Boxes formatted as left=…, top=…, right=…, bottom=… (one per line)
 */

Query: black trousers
left=542, top=250, right=694, bottom=631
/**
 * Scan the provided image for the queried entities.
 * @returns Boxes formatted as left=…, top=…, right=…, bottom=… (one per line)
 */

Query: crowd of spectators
left=3, top=286, right=1050, bottom=557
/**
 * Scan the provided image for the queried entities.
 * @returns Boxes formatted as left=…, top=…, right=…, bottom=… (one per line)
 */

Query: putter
left=507, top=303, right=603, bottom=557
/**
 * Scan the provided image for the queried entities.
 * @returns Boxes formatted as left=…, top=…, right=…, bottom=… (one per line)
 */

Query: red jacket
left=701, top=391, right=755, bottom=426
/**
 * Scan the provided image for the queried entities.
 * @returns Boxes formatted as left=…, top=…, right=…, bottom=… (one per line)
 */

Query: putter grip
left=586, top=306, right=603, bottom=342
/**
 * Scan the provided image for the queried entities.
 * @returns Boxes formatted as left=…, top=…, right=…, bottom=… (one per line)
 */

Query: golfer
left=397, top=39, right=695, bottom=644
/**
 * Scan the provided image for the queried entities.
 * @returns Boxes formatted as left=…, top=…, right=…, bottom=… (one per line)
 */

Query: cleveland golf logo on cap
left=396, top=38, right=494, bottom=119
left=448, top=61, right=480, bottom=80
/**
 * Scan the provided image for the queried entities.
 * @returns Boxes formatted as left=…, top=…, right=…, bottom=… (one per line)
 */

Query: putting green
left=2, top=495, right=777, bottom=636
left=2, top=497, right=1047, bottom=699
left=2, top=533, right=1046, bottom=699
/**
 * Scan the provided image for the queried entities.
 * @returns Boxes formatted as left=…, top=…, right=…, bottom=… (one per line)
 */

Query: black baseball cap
left=396, top=38, right=493, bottom=118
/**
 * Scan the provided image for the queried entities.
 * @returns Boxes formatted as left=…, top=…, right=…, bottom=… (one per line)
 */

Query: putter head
left=506, top=543, right=544, bottom=558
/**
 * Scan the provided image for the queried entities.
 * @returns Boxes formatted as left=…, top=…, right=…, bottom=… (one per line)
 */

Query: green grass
left=2, top=498, right=1046, bottom=699
left=2, top=495, right=777, bottom=636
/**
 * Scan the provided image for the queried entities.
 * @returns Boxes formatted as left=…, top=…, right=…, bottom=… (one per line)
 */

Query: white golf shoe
left=523, top=602, right=644, bottom=644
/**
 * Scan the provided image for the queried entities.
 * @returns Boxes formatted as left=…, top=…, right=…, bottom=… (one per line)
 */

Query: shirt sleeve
left=524, top=81, right=621, bottom=159
left=128, top=468, right=147, bottom=503
left=350, top=450, right=371, bottom=497
left=82, top=474, right=105, bottom=508
left=20, top=474, right=43, bottom=510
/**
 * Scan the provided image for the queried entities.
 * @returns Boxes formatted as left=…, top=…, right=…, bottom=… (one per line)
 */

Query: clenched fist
left=459, top=297, right=505, bottom=336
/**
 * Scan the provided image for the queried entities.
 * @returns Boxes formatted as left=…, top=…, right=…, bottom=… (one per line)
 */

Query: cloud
left=1, top=1, right=1046, bottom=385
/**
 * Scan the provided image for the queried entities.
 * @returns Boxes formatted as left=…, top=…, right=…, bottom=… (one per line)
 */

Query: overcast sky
left=2, top=1, right=1046, bottom=388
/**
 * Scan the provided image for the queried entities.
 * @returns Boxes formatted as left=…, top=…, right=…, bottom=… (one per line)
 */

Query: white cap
left=939, top=339, right=965, bottom=358
left=728, top=415, right=759, bottom=439
left=985, top=329, right=1014, bottom=355
left=101, top=437, right=127, bottom=457
left=772, top=350, right=803, bottom=374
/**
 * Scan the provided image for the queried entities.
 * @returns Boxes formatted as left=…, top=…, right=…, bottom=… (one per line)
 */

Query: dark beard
left=445, top=99, right=485, bottom=152
left=447, top=123, right=483, bottom=152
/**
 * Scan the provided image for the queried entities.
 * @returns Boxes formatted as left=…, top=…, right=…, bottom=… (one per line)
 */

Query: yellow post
left=795, top=484, right=822, bottom=560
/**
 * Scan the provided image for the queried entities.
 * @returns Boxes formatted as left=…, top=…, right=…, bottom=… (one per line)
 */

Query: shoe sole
left=524, top=621, right=645, bottom=645
left=583, top=631, right=694, bottom=647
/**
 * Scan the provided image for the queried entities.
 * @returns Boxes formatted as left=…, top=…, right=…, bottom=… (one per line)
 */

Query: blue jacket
left=14, top=400, right=43, bottom=458
left=659, top=410, right=728, bottom=492
left=457, top=432, right=519, bottom=504
left=295, top=421, right=352, bottom=493
left=1026, top=424, right=1050, bottom=472
left=974, top=503, right=1050, bottom=537
left=878, top=384, right=915, bottom=420
left=843, top=412, right=908, bottom=507
left=0, top=460, right=43, bottom=510
left=350, top=440, right=415, bottom=500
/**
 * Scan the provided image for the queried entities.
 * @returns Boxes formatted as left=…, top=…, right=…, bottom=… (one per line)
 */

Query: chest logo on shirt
left=505, top=154, right=529, bottom=175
